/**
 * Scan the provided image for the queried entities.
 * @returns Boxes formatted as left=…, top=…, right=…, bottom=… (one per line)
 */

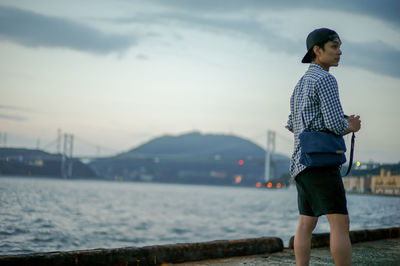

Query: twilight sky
left=1, top=0, right=399, bottom=163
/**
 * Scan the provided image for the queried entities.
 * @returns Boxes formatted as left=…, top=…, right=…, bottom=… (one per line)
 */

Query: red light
left=256, top=182, right=262, bottom=188
left=267, top=182, right=272, bottom=188
left=238, top=159, right=244, bottom=166
left=235, top=176, right=242, bottom=183
left=276, top=183, right=282, bottom=189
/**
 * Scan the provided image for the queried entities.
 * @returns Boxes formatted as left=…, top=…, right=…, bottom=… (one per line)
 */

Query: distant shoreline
left=2, top=175, right=399, bottom=197
left=0, top=175, right=285, bottom=189
left=346, top=191, right=400, bottom=198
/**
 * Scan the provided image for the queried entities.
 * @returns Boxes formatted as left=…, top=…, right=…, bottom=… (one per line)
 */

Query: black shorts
left=295, top=166, right=348, bottom=217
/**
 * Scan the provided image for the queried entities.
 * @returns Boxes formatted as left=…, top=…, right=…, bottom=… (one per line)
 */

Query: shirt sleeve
left=316, top=74, right=349, bottom=135
left=285, top=92, right=294, bottom=132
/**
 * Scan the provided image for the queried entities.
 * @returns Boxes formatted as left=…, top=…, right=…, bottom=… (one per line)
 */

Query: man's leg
left=294, top=215, right=318, bottom=266
left=326, top=214, right=352, bottom=266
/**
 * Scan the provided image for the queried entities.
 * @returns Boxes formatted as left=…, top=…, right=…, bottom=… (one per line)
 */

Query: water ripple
left=1, top=177, right=400, bottom=255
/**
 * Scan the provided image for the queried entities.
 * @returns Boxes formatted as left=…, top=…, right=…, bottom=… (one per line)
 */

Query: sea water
left=1, top=176, right=399, bottom=255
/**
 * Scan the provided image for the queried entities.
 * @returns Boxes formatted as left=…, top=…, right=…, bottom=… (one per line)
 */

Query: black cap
left=301, top=28, right=340, bottom=63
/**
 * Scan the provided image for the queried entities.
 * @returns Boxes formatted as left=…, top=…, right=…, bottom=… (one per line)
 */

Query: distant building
left=342, top=176, right=371, bottom=193
left=370, top=168, right=400, bottom=195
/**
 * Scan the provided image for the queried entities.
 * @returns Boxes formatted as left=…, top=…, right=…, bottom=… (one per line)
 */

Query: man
left=286, top=28, right=361, bottom=266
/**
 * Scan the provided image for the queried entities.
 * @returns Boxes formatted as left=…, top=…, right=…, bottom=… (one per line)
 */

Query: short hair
left=310, top=35, right=341, bottom=62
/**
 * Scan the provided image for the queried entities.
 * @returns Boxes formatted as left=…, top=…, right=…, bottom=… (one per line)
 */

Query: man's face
left=315, top=37, right=342, bottom=70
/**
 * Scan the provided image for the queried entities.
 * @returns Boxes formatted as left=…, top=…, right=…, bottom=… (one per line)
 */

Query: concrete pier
left=0, top=227, right=399, bottom=265
left=178, top=238, right=400, bottom=265
left=181, top=227, right=400, bottom=265
left=0, top=237, right=283, bottom=266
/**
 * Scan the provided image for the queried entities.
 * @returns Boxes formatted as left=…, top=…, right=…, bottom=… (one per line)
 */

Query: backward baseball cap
left=301, top=28, right=341, bottom=63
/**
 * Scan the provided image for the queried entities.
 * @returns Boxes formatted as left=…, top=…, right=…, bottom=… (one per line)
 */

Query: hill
left=0, top=148, right=97, bottom=179
left=90, top=131, right=290, bottom=186
left=119, top=131, right=265, bottom=159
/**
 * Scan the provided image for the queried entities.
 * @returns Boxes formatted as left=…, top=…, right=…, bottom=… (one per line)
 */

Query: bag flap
left=299, top=130, right=346, bottom=153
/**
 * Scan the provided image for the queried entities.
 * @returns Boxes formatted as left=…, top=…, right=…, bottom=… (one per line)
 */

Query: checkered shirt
left=286, top=63, right=349, bottom=178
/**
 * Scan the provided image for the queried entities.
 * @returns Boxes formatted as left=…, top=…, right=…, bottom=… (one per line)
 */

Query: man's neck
left=312, top=60, right=330, bottom=72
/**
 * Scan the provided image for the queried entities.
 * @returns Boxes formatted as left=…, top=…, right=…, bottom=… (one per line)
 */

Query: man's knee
left=327, top=214, right=350, bottom=232
left=298, top=215, right=318, bottom=232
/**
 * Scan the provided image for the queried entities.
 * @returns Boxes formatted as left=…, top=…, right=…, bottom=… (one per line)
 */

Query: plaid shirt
left=286, top=63, right=349, bottom=178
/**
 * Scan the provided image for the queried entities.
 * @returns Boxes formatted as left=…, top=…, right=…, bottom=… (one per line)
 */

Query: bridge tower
left=56, top=129, right=62, bottom=154
left=0, top=132, right=7, bottom=147
left=264, top=130, right=276, bottom=182
left=61, top=133, right=74, bottom=178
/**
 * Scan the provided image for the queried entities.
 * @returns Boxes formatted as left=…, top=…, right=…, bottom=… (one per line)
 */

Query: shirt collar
left=309, top=63, right=326, bottom=72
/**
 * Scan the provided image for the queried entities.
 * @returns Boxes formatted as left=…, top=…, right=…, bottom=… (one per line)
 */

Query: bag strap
left=342, top=132, right=355, bottom=176
left=298, top=77, right=311, bottom=130
left=301, top=113, right=310, bottom=130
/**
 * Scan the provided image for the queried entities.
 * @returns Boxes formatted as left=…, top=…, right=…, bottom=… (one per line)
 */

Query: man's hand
left=345, top=115, right=361, bottom=134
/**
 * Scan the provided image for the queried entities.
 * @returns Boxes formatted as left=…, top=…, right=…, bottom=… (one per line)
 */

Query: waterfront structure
left=342, top=176, right=371, bottom=193
left=342, top=164, right=400, bottom=196
left=370, top=168, right=400, bottom=195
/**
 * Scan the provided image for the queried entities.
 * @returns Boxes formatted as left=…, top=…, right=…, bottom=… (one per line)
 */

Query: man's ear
left=313, top=45, right=320, bottom=57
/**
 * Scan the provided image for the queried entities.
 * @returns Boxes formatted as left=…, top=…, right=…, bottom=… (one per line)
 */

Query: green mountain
left=118, top=131, right=266, bottom=160
left=90, top=131, right=290, bottom=186
left=0, top=148, right=97, bottom=178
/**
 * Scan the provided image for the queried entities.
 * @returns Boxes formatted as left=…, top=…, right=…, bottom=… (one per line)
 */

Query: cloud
left=0, top=105, right=31, bottom=121
left=135, top=54, right=149, bottom=60
left=0, top=6, right=135, bottom=54
left=0, top=105, right=31, bottom=111
left=1, top=3, right=399, bottom=77
left=108, top=11, right=302, bottom=52
left=152, top=0, right=400, bottom=27
left=0, top=114, right=27, bottom=121
left=111, top=11, right=400, bottom=78
left=344, top=41, right=400, bottom=78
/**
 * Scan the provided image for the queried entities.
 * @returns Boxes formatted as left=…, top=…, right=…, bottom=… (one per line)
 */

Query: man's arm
left=286, top=116, right=294, bottom=134
left=285, top=92, right=294, bottom=133
left=317, top=75, right=349, bottom=135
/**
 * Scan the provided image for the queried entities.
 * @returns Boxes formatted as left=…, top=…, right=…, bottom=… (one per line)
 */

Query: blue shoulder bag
left=299, top=116, right=355, bottom=176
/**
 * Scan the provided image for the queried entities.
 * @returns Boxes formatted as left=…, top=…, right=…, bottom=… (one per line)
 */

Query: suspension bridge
left=0, top=129, right=294, bottom=181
